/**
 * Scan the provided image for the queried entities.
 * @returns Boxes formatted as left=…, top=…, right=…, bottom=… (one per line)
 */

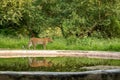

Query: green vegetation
left=0, top=35, right=120, bottom=51
left=0, top=35, right=28, bottom=49
left=0, top=0, right=120, bottom=38
left=0, top=57, right=119, bottom=71
left=0, top=0, right=120, bottom=51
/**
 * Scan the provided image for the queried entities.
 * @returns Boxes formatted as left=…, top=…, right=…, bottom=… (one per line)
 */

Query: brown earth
left=0, top=50, right=120, bottom=59
left=82, top=65, right=120, bottom=70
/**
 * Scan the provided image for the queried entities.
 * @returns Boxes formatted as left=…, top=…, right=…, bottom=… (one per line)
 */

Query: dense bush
left=0, top=0, right=120, bottom=38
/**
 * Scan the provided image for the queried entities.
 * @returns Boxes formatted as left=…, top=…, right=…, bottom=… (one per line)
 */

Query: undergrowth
left=0, top=35, right=120, bottom=51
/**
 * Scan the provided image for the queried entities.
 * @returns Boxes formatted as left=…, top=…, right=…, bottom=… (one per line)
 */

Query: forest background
left=0, top=0, right=120, bottom=51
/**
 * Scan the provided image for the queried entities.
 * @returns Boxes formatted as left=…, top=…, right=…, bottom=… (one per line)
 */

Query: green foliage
left=0, top=0, right=38, bottom=37
left=0, top=0, right=120, bottom=38
left=34, top=0, right=120, bottom=38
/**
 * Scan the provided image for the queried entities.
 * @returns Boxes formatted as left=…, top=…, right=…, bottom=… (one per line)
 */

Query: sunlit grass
left=48, top=37, right=120, bottom=51
left=0, top=35, right=120, bottom=51
left=0, top=35, right=28, bottom=49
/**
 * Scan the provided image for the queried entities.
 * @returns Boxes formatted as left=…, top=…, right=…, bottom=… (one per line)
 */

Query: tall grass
left=0, top=35, right=28, bottom=49
left=48, top=37, right=120, bottom=51
left=0, top=35, right=120, bottom=51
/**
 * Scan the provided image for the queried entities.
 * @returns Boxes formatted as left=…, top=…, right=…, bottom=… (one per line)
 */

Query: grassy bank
left=0, top=35, right=120, bottom=51
left=0, top=57, right=120, bottom=71
left=0, top=35, right=119, bottom=71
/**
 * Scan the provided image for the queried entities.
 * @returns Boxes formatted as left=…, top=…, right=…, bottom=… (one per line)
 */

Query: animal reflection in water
left=27, top=37, right=53, bottom=67
left=28, top=57, right=53, bottom=67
